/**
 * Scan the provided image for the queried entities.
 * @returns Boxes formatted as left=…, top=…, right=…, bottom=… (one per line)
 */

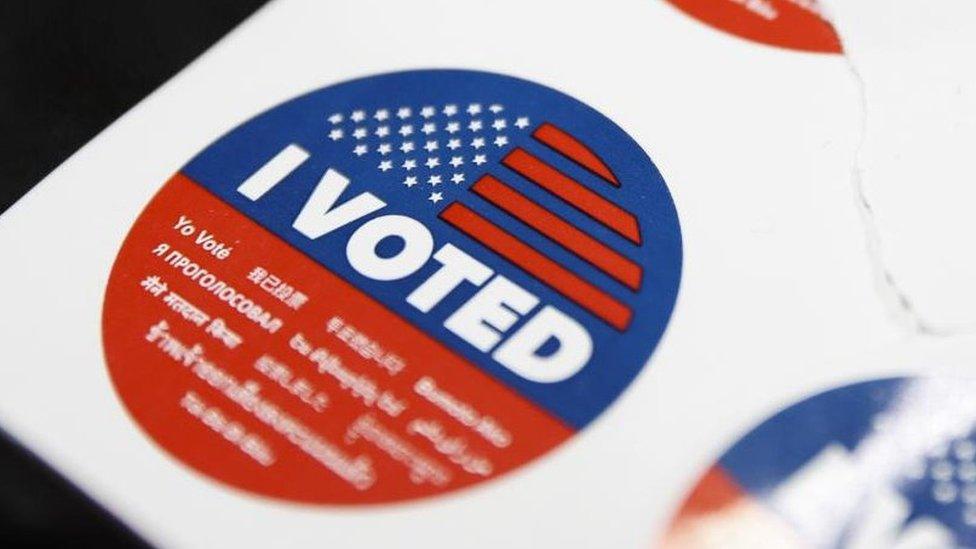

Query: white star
left=515, top=116, right=530, bottom=129
left=468, top=120, right=483, bottom=132
left=328, top=113, right=344, bottom=124
left=447, top=138, right=461, bottom=150
left=351, top=110, right=366, bottom=122
left=467, top=103, right=482, bottom=115
left=375, top=126, right=390, bottom=138
left=428, top=175, right=442, bottom=186
left=424, top=140, right=439, bottom=152
left=489, top=104, right=504, bottom=114
left=425, top=157, right=440, bottom=169
left=473, top=154, right=487, bottom=165
left=422, top=122, right=437, bottom=135
left=451, top=173, right=465, bottom=184
left=492, top=119, right=507, bottom=131
left=378, top=160, right=393, bottom=172
left=374, top=109, right=389, bottom=121
left=328, top=128, right=344, bottom=141
left=443, top=104, right=458, bottom=116
left=403, top=175, right=418, bottom=187
left=397, top=107, right=412, bottom=119
left=421, top=106, right=436, bottom=118
left=353, top=144, right=368, bottom=156
left=471, top=137, right=486, bottom=149
left=429, top=191, right=443, bottom=203
left=494, top=135, right=509, bottom=147
left=446, top=121, right=461, bottom=134
left=398, top=125, right=414, bottom=137
left=377, top=143, right=392, bottom=155
left=353, top=127, right=367, bottom=139
left=449, top=156, right=464, bottom=168
left=402, top=159, right=417, bottom=171
left=400, top=141, right=415, bottom=153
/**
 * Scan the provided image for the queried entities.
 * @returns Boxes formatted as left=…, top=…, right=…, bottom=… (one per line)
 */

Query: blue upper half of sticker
left=182, top=69, right=682, bottom=430
left=720, top=378, right=976, bottom=546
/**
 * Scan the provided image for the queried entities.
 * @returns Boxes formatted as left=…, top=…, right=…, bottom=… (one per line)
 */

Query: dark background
left=0, top=1, right=266, bottom=545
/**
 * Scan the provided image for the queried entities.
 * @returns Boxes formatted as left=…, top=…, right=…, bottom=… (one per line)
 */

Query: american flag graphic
left=667, top=378, right=976, bottom=547
left=903, top=430, right=976, bottom=529
left=327, top=102, right=642, bottom=332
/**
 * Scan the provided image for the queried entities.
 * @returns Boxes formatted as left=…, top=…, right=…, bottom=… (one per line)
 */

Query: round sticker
left=664, top=378, right=976, bottom=547
left=665, top=0, right=842, bottom=54
left=102, top=70, right=682, bottom=504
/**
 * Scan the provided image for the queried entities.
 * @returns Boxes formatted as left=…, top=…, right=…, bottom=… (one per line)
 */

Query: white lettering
left=237, top=144, right=310, bottom=200
left=493, top=306, right=592, bottom=383
left=293, top=168, right=386, bottom=239
left=444, top=276, right=538, bottom=352
left=406, top=244, right=492, bottom=312
left=347, top=215, right=433, bottom=281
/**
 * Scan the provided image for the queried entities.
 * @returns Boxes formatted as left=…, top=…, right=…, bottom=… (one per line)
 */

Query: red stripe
left=471, top=175, right=642, bottom=290
left=440, top=202, right=633, bottom=330
left=502, top=148, right=641, bottom=245
left=533, top=123, right=619, bottom=186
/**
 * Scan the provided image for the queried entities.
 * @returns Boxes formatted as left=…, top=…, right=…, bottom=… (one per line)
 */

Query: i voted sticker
left=664, top=378, right=976, bottom=548
left=665, top=0, right=842, bottom=54
left=102, top=70, right=682, bottom=504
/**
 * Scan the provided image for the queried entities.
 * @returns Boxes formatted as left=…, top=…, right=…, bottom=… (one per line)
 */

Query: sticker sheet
left=3, top=0, right=971, bottom=547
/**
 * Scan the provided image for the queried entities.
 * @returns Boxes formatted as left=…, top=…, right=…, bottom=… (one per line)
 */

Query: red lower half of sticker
left=661, top=466, right=803, bottom=547
left=666, top=0, right=842, bottom=54
left=102, top=174, right=572, bottom=505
